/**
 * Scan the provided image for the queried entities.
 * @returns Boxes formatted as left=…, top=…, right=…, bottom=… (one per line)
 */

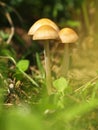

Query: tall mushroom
left=28, top=18, right=59, bottom=95
left=59, top=28, right=78, bottom=77
left=32, top=25, right=59, bottom=95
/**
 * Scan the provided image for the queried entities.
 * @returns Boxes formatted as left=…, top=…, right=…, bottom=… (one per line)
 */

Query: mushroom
left=58, top=27, right=78, bottom=77
left=28, top=18, right=59, bottom=95
left=33, top=25, right=59, bottom=95
left=28, top=18, right=59, bottom=36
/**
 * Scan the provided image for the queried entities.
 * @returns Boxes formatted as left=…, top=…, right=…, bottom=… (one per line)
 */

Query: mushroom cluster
left=28, top=18, right=78, bottom=95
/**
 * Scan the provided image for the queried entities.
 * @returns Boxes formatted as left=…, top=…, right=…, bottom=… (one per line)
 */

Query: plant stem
left=82, top=0, right=90, bottom=33
left=95, top=0, right=98, bottom=34
left=60, top=43, right=69, bottom=77
left=44, top=41, right=53, bottom=95
left=18, top=68, right=38, bottom=87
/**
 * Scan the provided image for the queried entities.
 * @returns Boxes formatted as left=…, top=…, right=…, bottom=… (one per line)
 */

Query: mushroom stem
left=60, top=43, right=69, bottom=77
left=44, top=41, right=53, bottom=95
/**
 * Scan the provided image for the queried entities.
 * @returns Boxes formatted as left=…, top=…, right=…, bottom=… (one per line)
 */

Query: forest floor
left=68, top=41, right=98, bottom=88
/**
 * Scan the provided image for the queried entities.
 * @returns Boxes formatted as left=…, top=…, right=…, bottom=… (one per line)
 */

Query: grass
left=0, top=72, right=98, bottom=130
left=0, top=82, right=98, bottom=130
left=0, top=33, right=98, bottom=130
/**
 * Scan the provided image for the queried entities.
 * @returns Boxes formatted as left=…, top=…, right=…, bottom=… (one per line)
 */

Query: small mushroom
left=28, top=18, right=59, bottom=36
left=59, top=27, right=78, bottom=77
left=33, top=25, right=59, bottom=95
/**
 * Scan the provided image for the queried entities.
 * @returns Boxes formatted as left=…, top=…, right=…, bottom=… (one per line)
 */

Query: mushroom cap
left=59, top=28, right=78, bottom=43
left=28, top=18, right=59, bottom=35
left=33, top=25, right=59, bottom=40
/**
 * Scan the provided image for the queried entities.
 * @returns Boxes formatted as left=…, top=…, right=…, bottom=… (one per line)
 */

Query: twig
left=0, top=1, right=14, bottom=44
left=74, top=75, right=98, bottom=92
left=4, top=103, right=13, bottom=106
left=0, top=1, right=23, bottom=44
left=0, top=1, right=23, bottom=23
left=0, top=1, right=6, bottom=7
left=5, top=12, right=15, bottom=44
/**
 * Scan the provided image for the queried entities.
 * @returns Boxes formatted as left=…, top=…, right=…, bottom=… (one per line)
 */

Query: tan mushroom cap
left=33, top=25, right=59, bottom=40
left=59, top=28, right=78, bottom=43
left=28, top=18, right=59, bottom=35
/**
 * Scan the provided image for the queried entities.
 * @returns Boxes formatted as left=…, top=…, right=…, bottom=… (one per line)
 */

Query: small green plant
left=0, top=56, right=38, bottom=87
left=53, top=77, right=68, bottom=108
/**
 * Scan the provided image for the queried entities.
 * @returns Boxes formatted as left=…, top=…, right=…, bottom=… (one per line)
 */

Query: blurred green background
left=0, top=0, right=97, bottom=32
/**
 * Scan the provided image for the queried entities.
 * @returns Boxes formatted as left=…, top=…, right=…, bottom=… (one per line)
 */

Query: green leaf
left=53, top=77, right=68, bottom=93
left=16, top=60, right=29, bottom=72
left=0, top=31, right=9, bottom=40
left=1, top=49, right=11, bottom=57
left=36, top=53, right=45, bottom=77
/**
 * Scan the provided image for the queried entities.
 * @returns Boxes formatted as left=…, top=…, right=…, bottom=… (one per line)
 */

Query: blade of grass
left=36, top=52, right=45, bottom=78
